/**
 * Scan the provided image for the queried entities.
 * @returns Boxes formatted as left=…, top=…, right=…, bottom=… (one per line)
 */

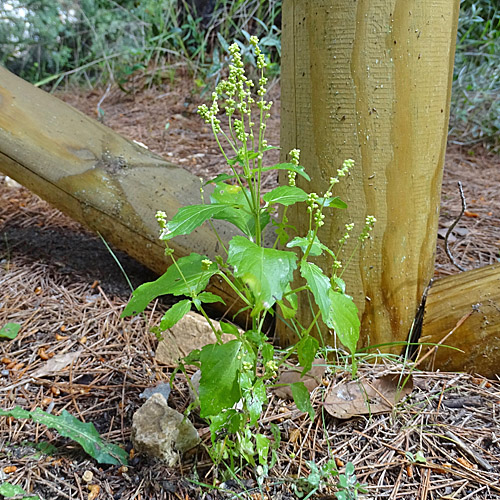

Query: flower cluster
left=330, top=158, right=355, bottom=187
left=359, top=215, right=377, bottom=241
left=339, top=222, right=355, bottom=247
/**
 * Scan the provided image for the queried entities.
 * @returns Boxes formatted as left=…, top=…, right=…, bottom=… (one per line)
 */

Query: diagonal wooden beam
left=419, top=263, right=500, bottom=379
left=0, top=66, right=240, bottom=313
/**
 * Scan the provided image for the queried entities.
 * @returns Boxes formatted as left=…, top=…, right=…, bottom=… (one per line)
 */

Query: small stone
left=131, top=393, right=199, bottom=466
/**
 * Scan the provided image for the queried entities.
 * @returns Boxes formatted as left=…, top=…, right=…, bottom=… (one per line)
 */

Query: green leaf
left=220, top=321, right=240, bottom=335
left=287, top=231, right=326, bottom=256
left=0, top=482, right=40, bottom=499
left=159, top=300, right=191, bottom=330
left=227, top=236, right=297, bottom=313
left=297, top=336, right=319, bottom=374
left=199, top=340, right=242, bottom=417
left=0, top=407, right=127, bottom=465
left=0, top=323, right=21, bottom=340
left=247, top=379, right=267, bottom=426
left=332, top=276, right=346, bottom=294
left=317, top=196, right=347, bottom=209
left=263, top=186, right=308, bottom=206
left=161, top=204, right=230, bottom=240
left=327, top=290, right=360, bottom=355
left=300, top=261, right=332, bottom=325
left=196, top=292, right=226, bottom=305
left=255, top=434, right=270, bottom=466
left=122, top=253, right=218, bottom=317
left=205, top=173, right=235, bottom=185
left=256, top=163, right=311, bottom=181
left=290, top=382, right=315, bottom=420
left=210, top=182, right=250, bottom=206
left=277, top=299, right=297, bottom=319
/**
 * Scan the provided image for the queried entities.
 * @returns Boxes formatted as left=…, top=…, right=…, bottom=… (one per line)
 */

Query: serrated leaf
left=291, top=382, right=315, bottom=420
left=159, top=300, right=191, bottom=330
left=161, top=204, right=230, bottom=240
left=0, top=407, right=127, bottom=465
left=327, top=291, right=360, bottom=355
left=0, top=482, right=40, bottom=499
left=297, top=336, right=319, bottom=374
left=317, top=196, right=347, bottom=209
left=287, top=231, right=325, bottom=256
left=300, top=261, right=332, bottom=324
left=263, top=186, right=308, bottom=206
left=122, top=253, right=217, bottom=317
left=228, top=236, right=297, bottom=313
left=0, top=323, right=21, bottom=340
left=199, top=340, right=242, bottom=417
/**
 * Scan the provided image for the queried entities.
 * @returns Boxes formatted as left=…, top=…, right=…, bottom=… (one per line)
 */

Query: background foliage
left=0, top=0, right=497, bottom=149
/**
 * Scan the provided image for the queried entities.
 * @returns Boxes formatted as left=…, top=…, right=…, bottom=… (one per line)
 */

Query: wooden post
left=280, top=1, right=460, bottom=349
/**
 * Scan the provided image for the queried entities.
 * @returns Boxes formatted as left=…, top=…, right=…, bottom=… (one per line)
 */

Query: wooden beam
left=419, top=263, right=500, bottom=379
left=0, top=67, right=240, bottom=312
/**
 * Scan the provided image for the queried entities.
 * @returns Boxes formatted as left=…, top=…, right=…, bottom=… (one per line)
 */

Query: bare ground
left=1, top=78, right=499, bottom=499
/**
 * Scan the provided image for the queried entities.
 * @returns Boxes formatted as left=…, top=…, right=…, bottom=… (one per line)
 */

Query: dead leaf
left=31, top=350, right=82, bottom=378
left=464, top=210, right=479, bottom=218
left=273, top=359, right=326, bottom=400
left=324, top=374, right=413, bottom=419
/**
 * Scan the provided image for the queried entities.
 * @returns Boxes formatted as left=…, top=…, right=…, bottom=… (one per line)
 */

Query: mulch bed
left=1, top=78, right=499, bottom=499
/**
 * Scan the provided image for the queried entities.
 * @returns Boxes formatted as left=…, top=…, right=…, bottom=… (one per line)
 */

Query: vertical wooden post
left=279, top=1, right=460, bottom=349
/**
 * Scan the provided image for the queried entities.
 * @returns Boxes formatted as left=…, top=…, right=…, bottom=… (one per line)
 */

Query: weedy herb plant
left=122, top=38, right=374, bottom=474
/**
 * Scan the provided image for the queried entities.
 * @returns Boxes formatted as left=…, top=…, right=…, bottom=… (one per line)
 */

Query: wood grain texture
left=419, top=264, right=500, bottom=378
left=0, top=67, right=240, bottom=311
left=279, top=0, right=460, bottom=350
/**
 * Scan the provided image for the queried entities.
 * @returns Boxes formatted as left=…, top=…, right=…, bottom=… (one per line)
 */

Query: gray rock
left=131, top=393, right=200, bottom=466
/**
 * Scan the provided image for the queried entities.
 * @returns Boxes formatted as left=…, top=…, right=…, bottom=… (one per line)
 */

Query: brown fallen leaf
left=273, top=359, right=326, bottom=400
left=31, top=350, right=82, bottom=378
left=324, top=374, right=413, bottom=419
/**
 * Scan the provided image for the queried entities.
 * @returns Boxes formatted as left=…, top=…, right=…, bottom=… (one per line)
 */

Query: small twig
left=444, top=181, right=467, bottom=272
left=444, top=430, right=493, bottom=471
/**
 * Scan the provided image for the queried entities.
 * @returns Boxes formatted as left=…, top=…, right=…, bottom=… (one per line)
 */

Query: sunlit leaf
left=263, top=186, right=308, bottom=206
left=159, top=300, right=191, bottom=330
left=122, top=253, right=218, bottom=317
left=300, top=261, right=332, bottom=324
left=228, top=236, right=297, bottom=313
left=161, top=204, right=230, bottom=240
left=199, top=340, right=242, bottom=417
left=327, top=291, right=360, bottom=355
left=0, top=323, right=21, bottom=340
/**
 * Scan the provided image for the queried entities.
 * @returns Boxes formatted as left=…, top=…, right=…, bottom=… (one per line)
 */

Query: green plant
left=0, top=482, right=40, bottom=500
left=293, top=460, right=367, bottom=500
left=451, top=0, right=499, bottom=150
left=0, top=407, right=128, bottom=466
left=122, top=37, right=374, bottom=469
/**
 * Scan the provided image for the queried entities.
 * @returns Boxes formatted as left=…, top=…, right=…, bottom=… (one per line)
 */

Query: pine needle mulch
left=1, top=184, right=500, bottom=499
